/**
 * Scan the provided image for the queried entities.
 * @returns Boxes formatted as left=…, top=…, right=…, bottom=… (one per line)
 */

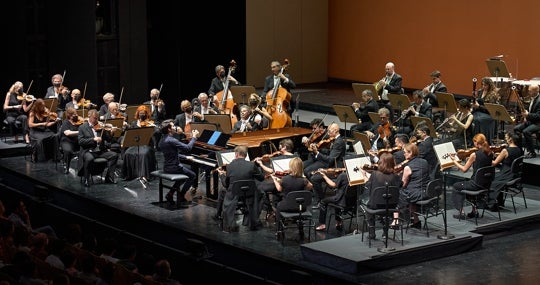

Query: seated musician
left=414, top=124, right=441, bottom=179
left=472, top=77, right=499, bottom=144
left=449, top=134, right=493, bottom=219
left=253, top=138, right=297, bottom=215
left=158, top=119, right=200, bottom=206
left=247, top=93, right=271, bottom=129
left=365, top=107, right=396, bottom=153
left=421, top=70, right=447, bottom=125
left=98, top=92, right=115, bottom=120
left=193, top=92, right=219, bottom=116
left=445, top=99, right=474, bottom=150
left=122, top=105, right=157, bottom=186
left=514, top=84, right=540, bottom=158
left=59, top=107, right=81, bottom=174
left=28, top=98, right=61, bottom=162
left=489, top=133, right=523, bottom=211
left=77, top=109, right=119, bottom=187
left=300, top=118, right=326, bottom=161
left=3, top=81, right=32, bottom=144
left=350, top=89, right=380, bottom=134
left=303, top=123, right=346, bottom=209
left=173, top=100, right=203, bottom=139
left=231, top=104, right=263, bottom=133
left=394, top=90, right=432, bottom=137
left=314, top=169, right=348, bottom=232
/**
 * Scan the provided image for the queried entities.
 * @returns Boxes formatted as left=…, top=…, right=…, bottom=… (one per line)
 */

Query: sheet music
left=271, top=157, right=295, bottom=172
left=217, top=150, right=250, bottom=166
left=433, top=142, right=460, bottom=170
left=353, top=141, right=365, bottom=156
left=344, top=156, right=370, bottom=185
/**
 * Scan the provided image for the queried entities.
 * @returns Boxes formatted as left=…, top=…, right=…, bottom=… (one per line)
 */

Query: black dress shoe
left=467, top=211, right=479, bottom=219
left=83, top=179, right=90, bottom=187
left=525, top=152, right=537, bottom=159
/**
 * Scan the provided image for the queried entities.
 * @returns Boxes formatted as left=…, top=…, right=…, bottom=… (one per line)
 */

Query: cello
left=215, top=59, right=238, bottom=126
left=266, top=59, right=292, bottom=129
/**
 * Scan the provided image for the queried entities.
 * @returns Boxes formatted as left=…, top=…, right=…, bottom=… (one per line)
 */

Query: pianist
left=159, top=119, right=200, bottom=206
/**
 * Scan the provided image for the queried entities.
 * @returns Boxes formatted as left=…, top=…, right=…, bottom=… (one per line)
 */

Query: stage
left=1, top=82, right=540, bottom=284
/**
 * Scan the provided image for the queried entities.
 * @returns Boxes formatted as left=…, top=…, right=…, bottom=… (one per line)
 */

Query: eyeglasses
left=380, top=116, right=388, bottom=119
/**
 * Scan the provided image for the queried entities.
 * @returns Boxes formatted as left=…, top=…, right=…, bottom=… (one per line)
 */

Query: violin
left=443, top=148, right=478, bottom=161
left=77, top=99, right=96, bottom=108
left=309, top=137, right=335, bottom=151
left=362, top=163, right=378, bottom=172
left=93, top=122, right=114, bottom=131
left=261, top=151, right=282, bottom=162
left=274, top=170, right=289, bottom=177
left=139, top=120, right=155, bottom=127
left=17, top=94, right=37, bottom=102
left=311, top=167, right=346, bottom=178
left=394, top=159, right=410, bottom=173
left=377, top=122, right=392, bottom=140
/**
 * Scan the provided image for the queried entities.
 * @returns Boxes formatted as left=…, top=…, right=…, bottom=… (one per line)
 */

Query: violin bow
left=158, top=83, right=163, bottom=99
left=308, top=113, right=328, bottom=141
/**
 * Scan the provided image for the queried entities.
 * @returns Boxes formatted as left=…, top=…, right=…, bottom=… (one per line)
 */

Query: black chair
left=501, top=156, right=526, bottom=214
left=326, top=184, right=361, bottom=233
left=276, top=190, right=315, bottom=242
left=408, top=179, right=444, bottom=237
left=230, top=179, right=259, bottom=229
left=459, top=166, right=498, bottom=225
left=360, top=183, right=403, bottom=248
left=79, top=157, right=108, bottom=185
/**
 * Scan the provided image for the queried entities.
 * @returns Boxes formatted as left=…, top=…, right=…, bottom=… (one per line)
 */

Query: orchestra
left=6, top=57, right=537, bottom=235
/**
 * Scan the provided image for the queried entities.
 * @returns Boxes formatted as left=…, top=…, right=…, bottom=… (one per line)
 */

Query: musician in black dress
left=489, top=133, right=523, bottom=211
left=3, top=81, right=32, bottom=143
left=28, top=98, right=60, bottom=162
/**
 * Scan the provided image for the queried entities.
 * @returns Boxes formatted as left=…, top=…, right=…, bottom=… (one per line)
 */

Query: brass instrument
left=373, top=76, right=385, bottom=93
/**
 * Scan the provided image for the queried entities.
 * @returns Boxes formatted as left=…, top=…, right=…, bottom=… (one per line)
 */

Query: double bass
left=266, top=59, right=292, bottom=129
left=215, top=60, right=238, bottom=126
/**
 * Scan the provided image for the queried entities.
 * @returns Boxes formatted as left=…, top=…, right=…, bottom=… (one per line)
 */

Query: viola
left=140, top=120, right=155, bottom=127
left=311, top=167, right=346, bottom=178
left=378, top=122, right=392, bottom=140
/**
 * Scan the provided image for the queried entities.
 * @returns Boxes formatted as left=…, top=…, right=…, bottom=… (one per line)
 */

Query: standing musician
left=262, top=60, right=296, bottom=116
left=28, top=98, right=61, bottom=162
left=208, top=64, right=240, bottom=105
left=449, top=134, right=493, bottom=219
left=421, top=70, right=447, bottom=108
left=514, top=84, right=540, bottom=158
left=77, top=109, right=119, bottom=187
left=3, top=81, right=32, bottom=144
left=303, top=123, right=346, bottom=208
left=350, top=89, right=380, bottom=134
left=59, top=107, right=82, bottom=174
left=365, top=107, right=396, bottom=152
left=472, top=77, right=499, bottom=144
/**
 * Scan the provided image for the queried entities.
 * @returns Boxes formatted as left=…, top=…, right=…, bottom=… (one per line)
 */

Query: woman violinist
left=59, top=107, right=82, bottom=174
left=28, top=98, right=61, bottom=162
left=3, top=81, right=32, bottom=143
left=365, top=107, right=396, bottom=152
left=121, top=105, right=157, bottom=185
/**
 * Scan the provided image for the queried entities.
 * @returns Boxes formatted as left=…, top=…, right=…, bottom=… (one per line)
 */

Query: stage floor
left=1, top=151, right=540, bottom=284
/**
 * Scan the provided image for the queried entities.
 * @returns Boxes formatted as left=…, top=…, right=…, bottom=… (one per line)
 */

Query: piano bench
left=150, top=170, right=189, bottom=203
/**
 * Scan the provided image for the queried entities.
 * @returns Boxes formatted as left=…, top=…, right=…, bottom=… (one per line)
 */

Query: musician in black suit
left=376, top=62, right=403, bottom=101
left=208, top=64, right=240, bottom=103
left=303, top=123, right=347, bottom=208
left=395, top=90, right=432, bottom=136
left=216, top=145, right=265, bottom=232
left=350, top=89, right=380, bottom=133
left=514, top=84, right=540, bottom=158
left=231, top=105, right=263, bottom=133
left=77, top=109, right=119, bottom=187
left=261, top=60, right=296, bottom=112
left=414, top=124, right=441, bottom=179
left=421, top=70, right=447, bottom=107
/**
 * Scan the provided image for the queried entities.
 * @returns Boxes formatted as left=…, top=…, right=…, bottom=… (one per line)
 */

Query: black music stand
left=352, top=83, right=380, bottom=101
left=333, top=104, right=359, bottom=137
left=433, top=141, right=457, bottom=240
left=104, top=118, right=126, bottom=138
left=121, top=126, right=155, bottom=189
left=203, top=114, right=232, bottom=134
left=410, top=116, right=437, bottom=139
left=230, top=86, right=256, bottom=106
left=486, top=59, right=510, bottom=78
left=435, top=92, right=458, bottom=124
left=388, top=93, right=411, bottom=127
left=484, top=103, right=514, bottom=144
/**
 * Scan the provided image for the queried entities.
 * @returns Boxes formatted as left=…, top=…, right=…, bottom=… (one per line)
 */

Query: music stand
left=120, top=126, right=155, bottom=189
left=343, top=155, right=369, bottom=186
left=410, top=116, right=437, bottom=139
left=352, top=83, right=380, bottom=101
left=230, top=86, right=256, bottom=106
left=433, top=141, right=458, bottom=241
left=484, top=103, right=514, bottom=144
left=368, top=112, right=380, bottom=125
left=351, top=131, right=371, bottom=154
left=104, top=118, right=126, bottom=138
left=204, top=114, right=233, bottom=134
left=43, top=98, right=58, bottom=113
left=76, top=109, right=91, bottom=118
left=190, top=122, right=218, bottom=135
left=435, top=92, right=458, bottom=117
left=333, top=104, right=359, bottom=137
left=486, top=59, right=510, bottom=78
left=388, top=93, right=411, bottom=128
